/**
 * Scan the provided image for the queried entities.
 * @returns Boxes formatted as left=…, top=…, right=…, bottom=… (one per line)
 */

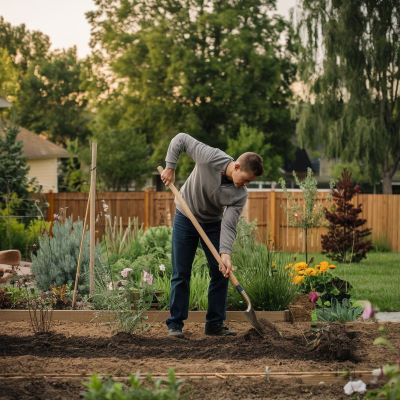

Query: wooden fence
left=43, top=190, right=400, bottom=252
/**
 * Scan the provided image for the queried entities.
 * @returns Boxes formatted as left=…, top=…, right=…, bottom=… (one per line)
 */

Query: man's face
left=232, top=165, right=256, bottom=188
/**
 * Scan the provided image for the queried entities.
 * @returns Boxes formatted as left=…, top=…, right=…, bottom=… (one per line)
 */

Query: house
left=16, top=127, right=69, bottom=193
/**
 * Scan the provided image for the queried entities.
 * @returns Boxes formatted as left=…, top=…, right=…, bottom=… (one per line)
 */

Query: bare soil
left=0, top=320, right=399, bottom=399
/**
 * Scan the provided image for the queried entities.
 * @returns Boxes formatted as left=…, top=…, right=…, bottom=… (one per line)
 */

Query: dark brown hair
left=237, top=152, right=264, bottom=176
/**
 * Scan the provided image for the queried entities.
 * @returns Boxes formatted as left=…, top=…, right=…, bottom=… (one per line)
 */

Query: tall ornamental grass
left=229, top=218, right=298, bottom=311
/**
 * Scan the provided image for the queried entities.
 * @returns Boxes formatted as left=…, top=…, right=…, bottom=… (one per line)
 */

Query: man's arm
left=220, top=204, right=244, bottom=255
left=218, top=202, right=245, bottom=277
left=165, top=132, right=220, bottom=169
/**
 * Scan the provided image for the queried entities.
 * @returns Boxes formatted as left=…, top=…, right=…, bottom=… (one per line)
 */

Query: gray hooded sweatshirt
left=165, top=133, right=247, bottom=254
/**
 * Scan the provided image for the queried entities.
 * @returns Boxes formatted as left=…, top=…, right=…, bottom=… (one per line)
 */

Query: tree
left=87, top=0, right=297, bottom=178
left=90, top=95, right=150, bottom=190
left=0, top=124, right=30, bottom=204
left=321, top=169, right=372, bottom=263
left=295, top=1, right=400, bottom=193
left=280, top=168, right=325, bottom=263
left=15, top=48, right=92, bottom=145
left=226, top=124, right=282, bottom=180
left=0, top=17, right=50, bottom=74
left=0, top=48, right=19, bottom=100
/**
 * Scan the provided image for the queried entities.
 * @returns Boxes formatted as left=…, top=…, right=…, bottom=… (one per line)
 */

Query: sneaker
left=205, top=324, right=236, bottom=336
left=168, top=328, right=184, bottom=338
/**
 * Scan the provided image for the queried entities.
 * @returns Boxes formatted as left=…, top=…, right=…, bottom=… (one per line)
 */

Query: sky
left=0, top=0, right=297, bottom=58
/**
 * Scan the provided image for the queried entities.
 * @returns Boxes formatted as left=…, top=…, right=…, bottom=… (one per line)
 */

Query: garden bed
left=0, top=309, right=289, bottom=323
left=1, top=320, right=399, bottom=399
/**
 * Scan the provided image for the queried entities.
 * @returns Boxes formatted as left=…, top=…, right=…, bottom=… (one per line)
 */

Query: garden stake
left=72, top=190, right=91, bottom=309
left=157, top=166, right=281, bottom=337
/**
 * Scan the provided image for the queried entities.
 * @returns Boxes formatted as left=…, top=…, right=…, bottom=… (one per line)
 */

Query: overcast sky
left=0, top=0, right=297, bottom=58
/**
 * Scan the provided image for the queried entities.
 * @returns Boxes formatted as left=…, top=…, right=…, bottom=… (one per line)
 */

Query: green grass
left=289, top=252, right=400, bottom=311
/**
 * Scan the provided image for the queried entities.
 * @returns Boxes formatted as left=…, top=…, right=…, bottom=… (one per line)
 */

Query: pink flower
left=308, top=291, right=319, bottom=304
left=362, top=301, right=375, bottom=320
left=120, top=268, right=132, bottom=278
left=142, top=270, right=154, bottom=285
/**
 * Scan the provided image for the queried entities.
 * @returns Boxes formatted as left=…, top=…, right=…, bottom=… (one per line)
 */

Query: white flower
left=143, top=270, right=154, bottom=285
left=371, top=368, right=382, bottom=384
left=121, top=268, right=132, bottom=278
left=107, top=282, right=113, bottom=290
left=101, top=200, right=109, bottom=213
left=343, top=380, right=367, bottom=395
left=159, top=264, right=166, bottom=272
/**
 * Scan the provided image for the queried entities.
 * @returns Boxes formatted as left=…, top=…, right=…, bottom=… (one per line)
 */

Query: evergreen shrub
left=32, top=217, right=96, bottom=294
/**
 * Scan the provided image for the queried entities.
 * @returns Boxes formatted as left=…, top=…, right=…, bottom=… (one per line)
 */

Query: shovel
left=157, top=166, right=281, bottom=337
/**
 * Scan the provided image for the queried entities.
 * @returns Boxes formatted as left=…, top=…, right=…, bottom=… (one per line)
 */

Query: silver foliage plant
left=31, top=217, right=94, bottom=294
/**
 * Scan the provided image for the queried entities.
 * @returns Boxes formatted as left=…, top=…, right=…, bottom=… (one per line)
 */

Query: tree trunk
left=382, top=172, right=393, bottom=194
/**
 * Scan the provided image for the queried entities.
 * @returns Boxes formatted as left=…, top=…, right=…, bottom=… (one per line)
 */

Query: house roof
left=16, top=127, right=69, bottom=160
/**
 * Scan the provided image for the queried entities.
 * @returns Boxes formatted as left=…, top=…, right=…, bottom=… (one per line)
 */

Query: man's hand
left=161, top=168, right=175, bottom=186
left=219, top=253, right=233, bottom=278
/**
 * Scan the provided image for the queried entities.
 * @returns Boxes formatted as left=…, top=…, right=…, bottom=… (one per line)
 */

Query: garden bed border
left=0, top=309, right=289, bottom=323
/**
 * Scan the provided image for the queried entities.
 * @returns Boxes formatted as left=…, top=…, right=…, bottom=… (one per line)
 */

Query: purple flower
left=142, top=270, right=154, bottom=285
left=308, top=291, right=319, bottom=304
left=362, top=301, right=375, bottom=320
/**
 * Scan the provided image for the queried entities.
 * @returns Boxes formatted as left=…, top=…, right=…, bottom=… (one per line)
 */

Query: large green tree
left=87, top=0, right=297, bottom=179
left=295, top=0, right=400, bottom=193
left=0, top=17, right=50, bottom=74
left=1, top=18, right=92, bottom=146
left=15, top=48, right=92, bottom=145
left=90, top=93, right=150, bottom=190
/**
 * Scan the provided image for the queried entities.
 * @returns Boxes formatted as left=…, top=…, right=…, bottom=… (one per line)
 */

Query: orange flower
left=305, top=268, right=315, bottom=276
left=319, top=265, right=329, bottom=272
left=293, top=275, right=305, bottom=285
left=329, top=264, right=336, bottom=269
left=319, top=261, right=329, bottom=269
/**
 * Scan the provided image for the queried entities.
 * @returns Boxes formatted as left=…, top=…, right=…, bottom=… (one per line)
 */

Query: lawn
left=300, top=252, right=400, bottom=312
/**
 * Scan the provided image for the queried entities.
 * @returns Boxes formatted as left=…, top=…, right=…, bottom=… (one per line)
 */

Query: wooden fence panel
left=45, top=191, right=400, bottom=252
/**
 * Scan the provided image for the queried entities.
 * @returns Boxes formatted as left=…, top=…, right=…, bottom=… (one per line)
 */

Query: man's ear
left=234, top=161, right=241, bottom=171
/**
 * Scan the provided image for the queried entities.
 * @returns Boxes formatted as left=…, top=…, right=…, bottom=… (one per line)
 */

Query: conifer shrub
left=321, top=169, right=372, bottom=263
left=32, top=217, right=95, bottom=294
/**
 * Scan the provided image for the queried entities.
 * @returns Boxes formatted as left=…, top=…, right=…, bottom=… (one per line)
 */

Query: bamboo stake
left=72, top=191, right=91, bottom=309
left=89, top=141, right=97, bottom=296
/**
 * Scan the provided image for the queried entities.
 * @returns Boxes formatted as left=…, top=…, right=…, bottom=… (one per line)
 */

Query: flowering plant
left=286, top=260, right=351, bottom=305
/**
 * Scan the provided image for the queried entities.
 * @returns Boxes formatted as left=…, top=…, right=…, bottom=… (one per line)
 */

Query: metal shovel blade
left=240, top=288, right=282, bottom=337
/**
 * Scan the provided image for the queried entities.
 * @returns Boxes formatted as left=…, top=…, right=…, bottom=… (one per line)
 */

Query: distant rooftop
left=16, top=127, right=69, bottom=160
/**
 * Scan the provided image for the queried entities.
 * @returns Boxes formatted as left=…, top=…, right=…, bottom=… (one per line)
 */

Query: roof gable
left=16, top=127, right=69, bottom=160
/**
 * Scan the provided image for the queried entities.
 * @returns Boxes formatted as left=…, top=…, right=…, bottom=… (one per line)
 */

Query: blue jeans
left=166, top=210, right=229, bottom=330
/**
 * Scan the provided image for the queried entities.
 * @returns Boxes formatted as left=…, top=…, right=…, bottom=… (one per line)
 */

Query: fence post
left=144, top=187, right=155, bottom=229
left=46, top=191, right=55, bottom=221
left=269, top=190, right=277, bottom=248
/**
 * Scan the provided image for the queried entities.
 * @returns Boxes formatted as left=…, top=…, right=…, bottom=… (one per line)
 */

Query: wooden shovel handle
left=157, top=166, right=240, bottom=287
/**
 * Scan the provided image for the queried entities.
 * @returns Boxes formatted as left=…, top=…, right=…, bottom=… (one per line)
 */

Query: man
left=161, top=132, right=263, bottom=338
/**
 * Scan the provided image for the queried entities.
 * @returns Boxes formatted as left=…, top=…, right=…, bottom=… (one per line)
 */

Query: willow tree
left=295, top=0, right=400, bottom=193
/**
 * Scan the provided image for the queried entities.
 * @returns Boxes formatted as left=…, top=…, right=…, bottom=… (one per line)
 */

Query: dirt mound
left=307, top=323, right=359, bottom=361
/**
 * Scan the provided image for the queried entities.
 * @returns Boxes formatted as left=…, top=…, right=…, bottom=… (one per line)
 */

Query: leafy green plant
left=32, top=217, right=100, bottom=294
left=140, top=226, right=172, bottom=259
left=94, top=285, right=153, bottom=334
left=316, top=299, right=363, bottom=323
left=83, top=369, right=183, bottom=400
